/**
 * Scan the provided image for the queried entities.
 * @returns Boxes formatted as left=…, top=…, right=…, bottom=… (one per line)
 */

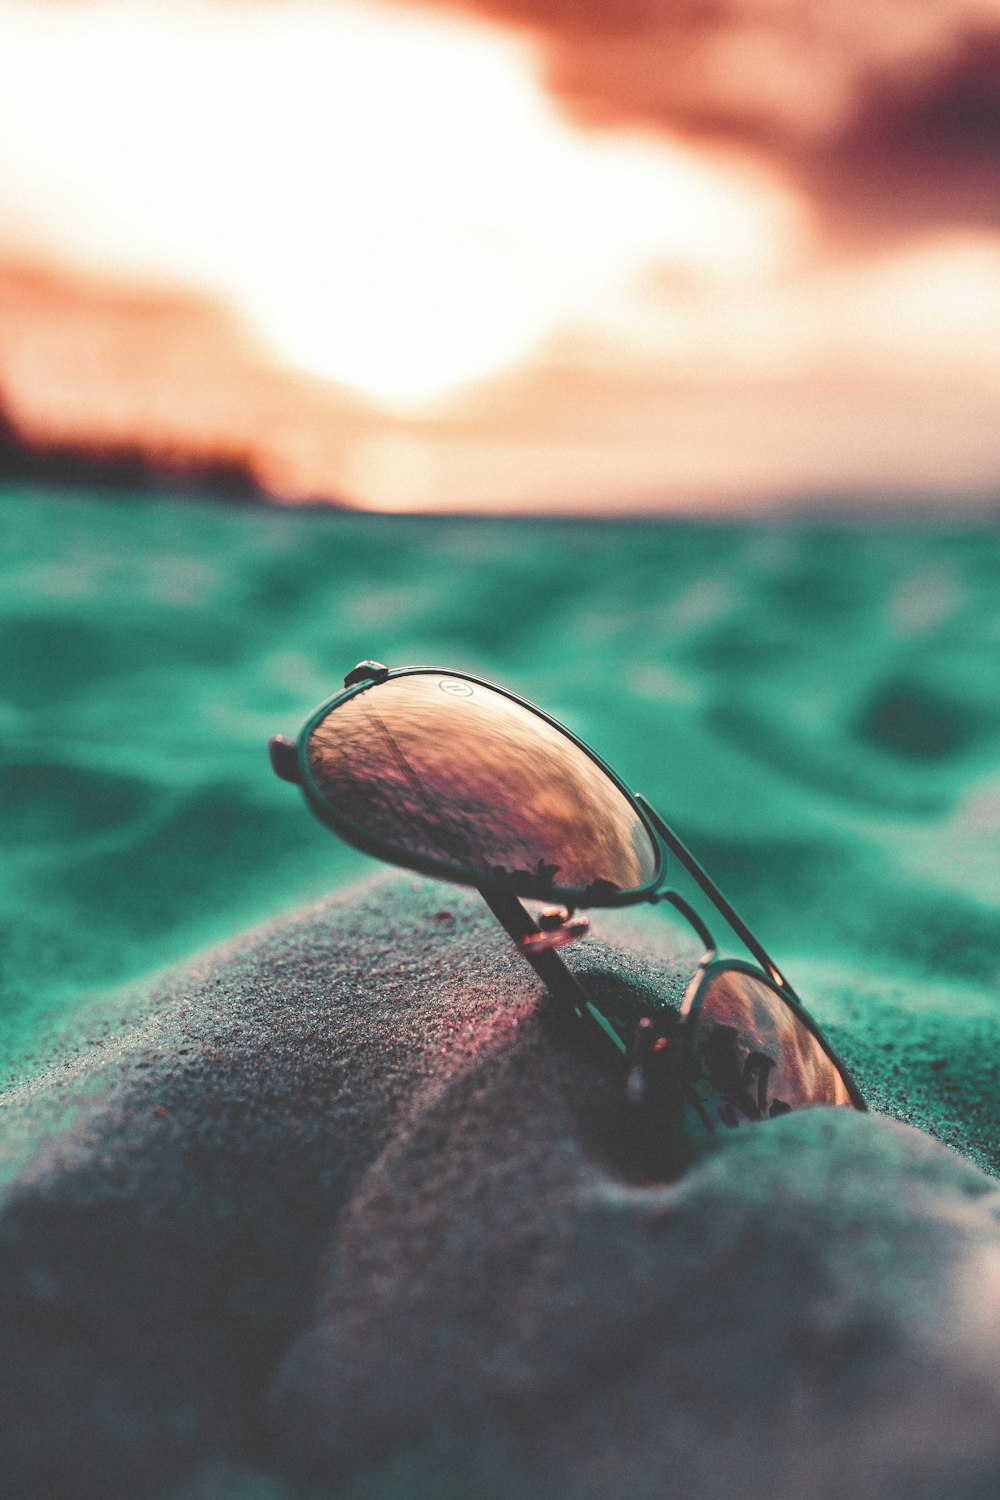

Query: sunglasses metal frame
left=289, top=663, right=666, bottom=909
left=675, top=956, right=862, bottom=1116
left=270, top=662, right=866, bottom=1128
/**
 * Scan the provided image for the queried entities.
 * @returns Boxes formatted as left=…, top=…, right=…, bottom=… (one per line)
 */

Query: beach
left=1, top=483, right=999, bottom=1497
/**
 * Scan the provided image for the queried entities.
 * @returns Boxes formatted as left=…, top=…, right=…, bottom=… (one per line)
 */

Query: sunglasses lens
left=306, top=673, right=658, bottom=899
left=681, top=967, right=852, bottom=1133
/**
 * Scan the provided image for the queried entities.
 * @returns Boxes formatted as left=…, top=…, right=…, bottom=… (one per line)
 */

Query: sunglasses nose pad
left=625, top=1015, right=674, bottom=1107
left=517, top=908, right=590, bottom=953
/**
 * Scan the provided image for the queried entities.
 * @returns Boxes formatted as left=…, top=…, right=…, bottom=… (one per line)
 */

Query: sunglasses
left=269, top=661, right=864, bottom=1176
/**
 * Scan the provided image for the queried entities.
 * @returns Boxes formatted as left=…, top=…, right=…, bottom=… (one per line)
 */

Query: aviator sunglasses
left=269, top=662, right=864, bottom=1175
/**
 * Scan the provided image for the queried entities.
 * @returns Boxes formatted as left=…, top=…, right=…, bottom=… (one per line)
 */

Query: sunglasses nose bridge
left=656, top=890, right=717, bottom=965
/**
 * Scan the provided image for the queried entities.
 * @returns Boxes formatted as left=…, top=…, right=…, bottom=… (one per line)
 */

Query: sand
left=3, top=488, right=999, bottom=1102
left=2, top=487, right=999, bottom=1496
left=4, top=873, right=1000, bottom=1500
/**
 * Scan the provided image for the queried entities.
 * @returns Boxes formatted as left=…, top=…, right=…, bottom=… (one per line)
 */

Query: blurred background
left=2, top=0, right=1000, bottom=510
left=0, top=0, right=998, bottom=1104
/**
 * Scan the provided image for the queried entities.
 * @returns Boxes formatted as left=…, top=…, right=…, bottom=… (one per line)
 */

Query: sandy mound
left=2, top=874, right=1000, bottom=1500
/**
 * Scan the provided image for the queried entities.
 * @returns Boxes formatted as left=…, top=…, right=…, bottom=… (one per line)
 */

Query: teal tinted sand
left=3, top=878, right=1000, bottom=1500
left=1, top=486, right=997, bottom=1117
left=2, top=485, right=1000, bottom=1500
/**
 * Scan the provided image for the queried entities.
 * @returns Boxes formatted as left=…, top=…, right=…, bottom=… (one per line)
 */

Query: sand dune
left=3, top=875, right=1000, bottom=1499
left=2, top=486, right=999, bottom=1497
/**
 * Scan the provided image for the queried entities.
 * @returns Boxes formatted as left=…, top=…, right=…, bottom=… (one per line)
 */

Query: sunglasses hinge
left=343, top=660, right=389, bottom=688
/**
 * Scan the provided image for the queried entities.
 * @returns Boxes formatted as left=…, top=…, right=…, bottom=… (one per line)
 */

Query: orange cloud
left=402, top=0, right=1000, bottom=242
left=1, top=2, right=998, bottom=513
left=0, top=261, right=373, bottom=501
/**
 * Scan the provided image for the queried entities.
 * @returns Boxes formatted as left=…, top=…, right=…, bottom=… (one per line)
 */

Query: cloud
left=814, top=27, right=1000, bottom=238
left=417, top=0, right=1000, bottom=240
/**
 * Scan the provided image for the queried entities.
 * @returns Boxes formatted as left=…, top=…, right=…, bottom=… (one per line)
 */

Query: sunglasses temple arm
left=636, top=796, right=787, bottom=990
left=478, top=887, right=628, bottom=1058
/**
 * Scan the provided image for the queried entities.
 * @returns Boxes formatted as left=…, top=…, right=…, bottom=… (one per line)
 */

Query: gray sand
left=3, top=874, right=1000, bottom=1500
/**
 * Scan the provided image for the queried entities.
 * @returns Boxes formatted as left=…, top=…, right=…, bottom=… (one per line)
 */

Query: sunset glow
left=0, top=0, right=797, bottom=409
left=1, top=0, right=999, bottom=509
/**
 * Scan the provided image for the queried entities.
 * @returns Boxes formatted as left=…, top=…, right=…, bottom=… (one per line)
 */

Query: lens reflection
left=681, top=967, right=852, bottom=1133
left=307, top=673, right=658, bottom=898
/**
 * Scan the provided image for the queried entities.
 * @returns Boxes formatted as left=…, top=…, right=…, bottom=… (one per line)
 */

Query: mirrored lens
left=681, top=967, right=852, bottom=1132
left=306, top=673, right=658, bottom=899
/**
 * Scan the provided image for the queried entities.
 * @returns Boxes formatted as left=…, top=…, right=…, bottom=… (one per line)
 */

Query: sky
left=1, top=0, right=999, bottom=512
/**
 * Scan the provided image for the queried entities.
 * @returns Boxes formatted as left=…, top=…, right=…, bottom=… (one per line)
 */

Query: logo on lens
left=438, top=679, right=473, bottom=697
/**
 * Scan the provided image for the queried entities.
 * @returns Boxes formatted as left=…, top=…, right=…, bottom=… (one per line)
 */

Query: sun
left=0, top=0, right=796, bottom=411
